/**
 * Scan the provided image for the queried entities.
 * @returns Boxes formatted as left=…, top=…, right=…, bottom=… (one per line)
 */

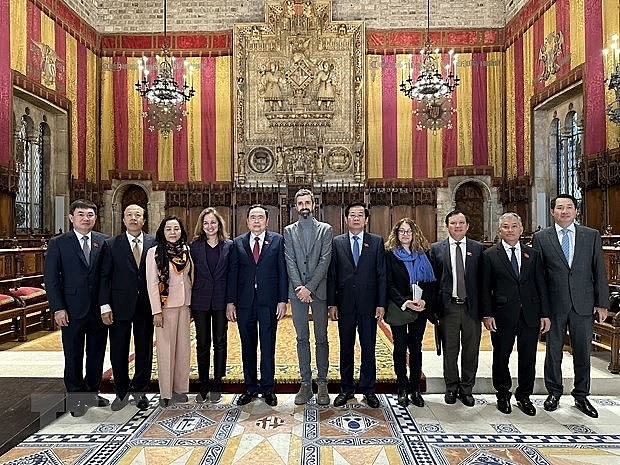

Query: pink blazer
left=145, top=246, right=193, bottom=315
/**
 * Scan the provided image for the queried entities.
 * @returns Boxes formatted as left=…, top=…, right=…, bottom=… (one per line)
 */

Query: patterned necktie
left=510, top=246, right=519, bottom=277
left=352, top=235, right=360, bottom=266
left=253, top=236, right=260, bottom=263
left=561, top=228, right=570, bottom=262
left=132, top=237, right=142, bottom=266
left=82, top=236, right=90, bottom=265
left=455, top=241, right=466, bottom=299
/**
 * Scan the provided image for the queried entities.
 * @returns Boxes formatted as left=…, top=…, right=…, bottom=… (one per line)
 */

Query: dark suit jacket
left=480, top=242, right=550, bottom=328
left=98, top=233, right=156, bottom=321
left=227, top=231, right=288, bottom=309
left=45, top=230, right=108, bottom=319
left=327, top=232, right=387, bottom=314
left=190, top=239, right=233, bottom=311
left=428, top=237, right=484, bottom=320
left=532, top=224, right=609, bottom=316
left=385, top=250, right=436, bottom=322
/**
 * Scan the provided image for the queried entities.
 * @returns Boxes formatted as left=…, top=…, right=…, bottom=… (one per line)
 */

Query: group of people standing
left=44, top=192, right=608, bottom=420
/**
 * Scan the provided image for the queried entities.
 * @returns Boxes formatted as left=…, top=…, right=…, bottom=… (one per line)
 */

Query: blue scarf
left=392, top=247, right=436, bottom=284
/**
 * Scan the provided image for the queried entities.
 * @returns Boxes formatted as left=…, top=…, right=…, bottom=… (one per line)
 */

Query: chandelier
left=603, top=34, right=620, bottom=126
left=135, top=0, right=195, bottom=137
left=399, top=0, right=459, bottom=101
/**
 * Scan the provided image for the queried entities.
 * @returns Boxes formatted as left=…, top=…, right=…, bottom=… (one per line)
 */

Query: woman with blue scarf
left=385, top=218, right=436, bottom=407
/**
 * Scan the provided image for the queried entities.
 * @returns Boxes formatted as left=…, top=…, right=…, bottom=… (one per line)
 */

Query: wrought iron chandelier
left=399, top=0, right=459, bottom=101
left=603, top=34, right=620, bottom=126
left=135, top=0, right=195, bottom=137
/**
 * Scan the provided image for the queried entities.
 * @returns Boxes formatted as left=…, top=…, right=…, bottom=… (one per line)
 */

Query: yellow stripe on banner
left=428, top=129, right=442, bottom=178
left=456, top=52, right=473, bottom=166
left=10, top=0, right=27, bottom=74
left=396, top=54, right=412, bottom=179
left=100, top=57, right=114, bottom=181
left=158, top=130, right=173, bottom=181
left=215, top=56, right=232, bottom=182
left=127, top=57, right=144, bottom=171
left=65, top=34, right=78, bottom=178
left=543, top=6, right=557, bottom=87
left=570, top=0, right=585, bottom=67
left=85, top=50, right=97, bottom=182
left=487, top=52, right=504, bottom=178
left=40, top=13, right=55, bottom=91
left=604, top=0, right=620, bottom=149
left=505, top=45, right=517, bottom=179
left=186, top=57, right=201, bottom=181
left=366, top=55, right=383, bottom=178
left=523, top=27, right=534, bottom=175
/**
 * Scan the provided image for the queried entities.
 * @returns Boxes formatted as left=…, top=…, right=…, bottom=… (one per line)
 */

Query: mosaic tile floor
left=2, top=393, right=620, bottom=465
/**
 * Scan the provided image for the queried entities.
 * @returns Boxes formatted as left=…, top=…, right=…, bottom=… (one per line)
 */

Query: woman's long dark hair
left=154, top=216, right=189, bottom=302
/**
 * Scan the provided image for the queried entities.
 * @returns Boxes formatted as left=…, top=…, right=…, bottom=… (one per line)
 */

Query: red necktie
left=253, top=236, right=260, bottom=263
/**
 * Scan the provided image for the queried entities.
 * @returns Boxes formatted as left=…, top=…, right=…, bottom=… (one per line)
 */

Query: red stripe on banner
left=77, top=43, right=87, bottom=179
left=583, top=0, right=605, bottom=155
left=113, top=56, right=128, bottom=171
left=556, top=0, right=570, bottom=75
left=533, top=17, right=544, bottom=92
left=381, top=54, right=397, bottom=179
left=472, top=52, right=489, bottom=166
left=514, top=37, right=525, bottom=176
left=54, top=24, right=66, bottom=95
left=143, top=95, right=159, bottom=179
left=201, top=57, right=216, bottom=182
left=412, top=110, right=428, bottom=178
left=27, top=2, right=41, bottom=81
left=0, top=0, right=10, bottom=164
left=173, top=58, right=188, bottom=181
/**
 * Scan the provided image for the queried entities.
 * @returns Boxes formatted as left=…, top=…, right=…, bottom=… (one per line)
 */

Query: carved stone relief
left=233, top=0, right=365, bottom=186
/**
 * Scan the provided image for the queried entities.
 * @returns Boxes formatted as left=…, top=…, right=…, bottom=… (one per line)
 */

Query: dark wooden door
left=455, top=182, right=484, bottom=241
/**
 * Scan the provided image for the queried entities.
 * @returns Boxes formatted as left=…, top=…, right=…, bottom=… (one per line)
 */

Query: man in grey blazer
left=284, top=189, right=333, bottom=405
left=532, top=194, right=609, bottom=418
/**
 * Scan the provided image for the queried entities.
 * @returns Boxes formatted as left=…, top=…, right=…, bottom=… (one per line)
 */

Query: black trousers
left=391, top=313, right=428, bottom=392
left=337, top=311, right=377, bottom=395
left=192, top=308, right=228, bottom=391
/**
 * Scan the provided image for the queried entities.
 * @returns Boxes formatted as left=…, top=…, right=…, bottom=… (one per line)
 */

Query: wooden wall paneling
left=166, top=207, right=190, bottom=234
left=214, top=206, right=232, bottom=239
left=415, top=205, right=438, bottom=243
left=187, top=207, right=204, bottom=239
left=265, top=205, right=280, bottom=233
left=323, top=205, right=343, bottom=236
left=235, top=205, right=250, bottom=238
left=368, top=205, right=390, bottom=241
left=0, top=194, right=14, bottom=237
left=585, top=188, right=603, bottom=233
left=392, top=205, right=414, bottom=226
left=608, top=186, right=620, bottom=234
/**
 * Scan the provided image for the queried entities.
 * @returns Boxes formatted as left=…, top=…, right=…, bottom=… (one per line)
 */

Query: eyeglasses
left=398, top=229, right=412, bottom=235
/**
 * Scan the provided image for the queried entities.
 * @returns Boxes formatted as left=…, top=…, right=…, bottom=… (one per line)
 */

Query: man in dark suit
left=328, top=201, right=386, bottom=408
left=284, top=189, right=333, bottom=406
left=99, top=204, right=155, bottom=411
left=481, top=212, right=551, bottom=416
left=429, top=210, right=484, bottom=407
left=532, top=194, right=609, bottom=418
left=44, top=199, right=110, bottom=417
left=226, top=204, right=288, bottom=407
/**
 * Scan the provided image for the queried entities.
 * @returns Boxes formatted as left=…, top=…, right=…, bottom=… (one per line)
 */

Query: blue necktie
left=352, top=235, right=360, bottom=266
left=510, top=247, right=519, bottom=277
left=561, top=228, right=570, bottom=262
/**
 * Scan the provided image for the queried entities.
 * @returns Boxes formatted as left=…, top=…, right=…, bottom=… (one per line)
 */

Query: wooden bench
left=0, top=292, right=25, bottom=342
left=0, top=275, right=52, bottom=342
left=592, top=290, right=620, bottom=373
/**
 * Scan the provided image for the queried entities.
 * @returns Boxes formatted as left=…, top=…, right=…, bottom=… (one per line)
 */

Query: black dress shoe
left=575, top=398, right=598, bottom=418
left=458, top=391, right=475, bottom=407
left=237, top=392, right=258, bottom=406
left=444, top=391, right=457, bottom=404
left=333, top=392, right=355, bottom=407
left=544, top=394, right=560, bottom=412
left=262, top=392, right=277, bottom=406
left=516, top=398, right=536, bottom=416
left=70, top=401, right=87, bottom=417
left=111, top=395, right=129, bottom=411
left=497, top=398, right=512, bottom=414
left=409, top=391, right=425, bottom=408
left=397, top=389, right=409, bottom=407
left=134, top=394, right=149, bottom=410
left=363, top=393, right=380, bottom=408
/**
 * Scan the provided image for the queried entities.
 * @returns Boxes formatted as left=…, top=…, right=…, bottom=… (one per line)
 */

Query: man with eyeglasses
left=328, top=201, right=386, bottom=408
left=226, top=204, right=288, bottom=407
left=45, top=199, right=110, bottom=417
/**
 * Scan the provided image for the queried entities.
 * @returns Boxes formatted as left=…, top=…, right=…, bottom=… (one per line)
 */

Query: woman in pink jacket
left=146, top=215, right=194, bottom=407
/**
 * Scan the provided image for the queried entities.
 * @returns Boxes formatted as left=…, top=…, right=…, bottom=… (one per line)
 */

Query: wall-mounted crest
left=538, top=32, right=564, bottom=83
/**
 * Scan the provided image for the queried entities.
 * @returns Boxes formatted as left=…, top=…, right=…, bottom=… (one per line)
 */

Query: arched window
left=14, top=108, right=45, bottom=233
left=557, top=108, right=582, bottom=219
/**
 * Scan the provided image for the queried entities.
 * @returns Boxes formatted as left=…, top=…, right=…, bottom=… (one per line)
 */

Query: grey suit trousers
left=290, top=297, right=329, bottom=385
